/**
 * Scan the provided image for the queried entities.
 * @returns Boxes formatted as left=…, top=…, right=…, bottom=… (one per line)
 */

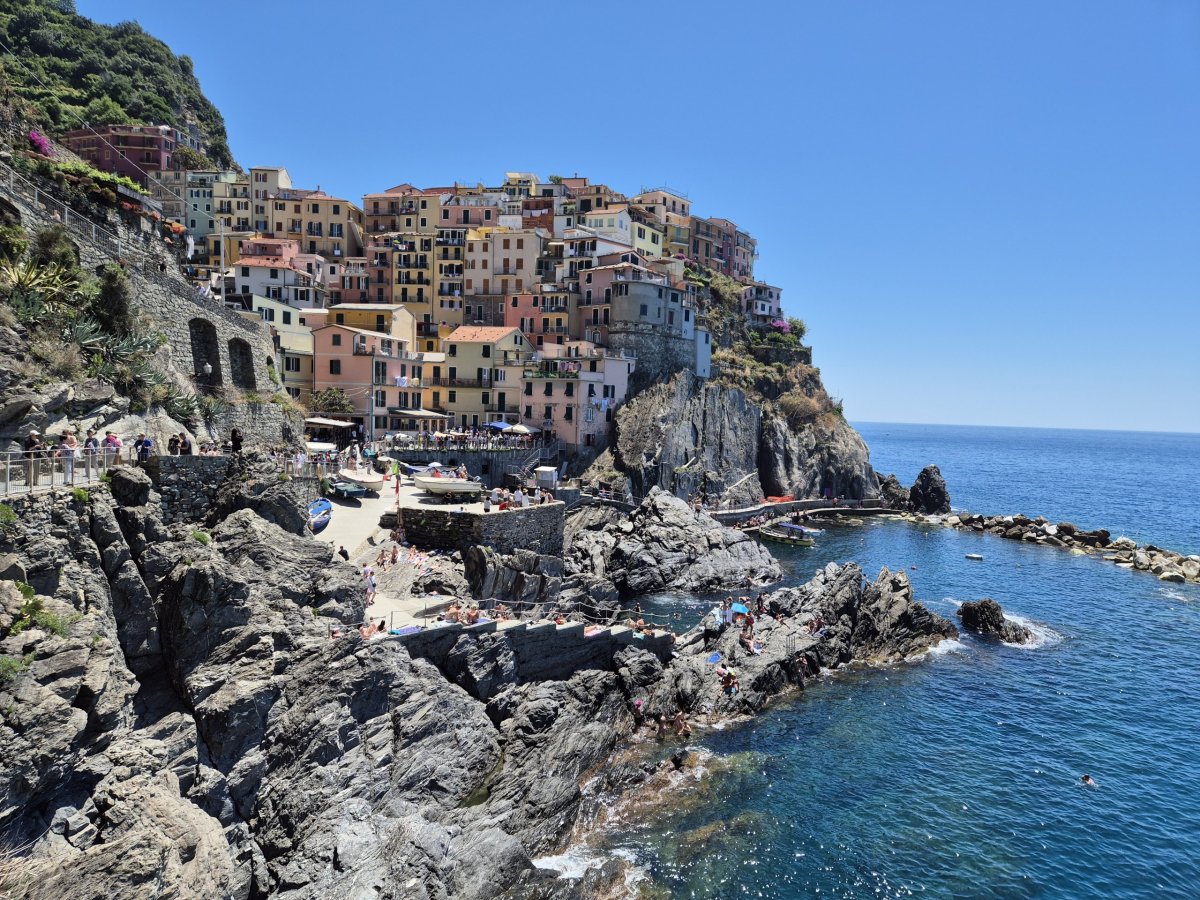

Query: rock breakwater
left=911, top=511, right=1200, bottom=585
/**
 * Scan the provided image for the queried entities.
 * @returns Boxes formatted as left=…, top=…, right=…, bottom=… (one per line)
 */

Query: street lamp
left=202, top=362, right=213, bottom=377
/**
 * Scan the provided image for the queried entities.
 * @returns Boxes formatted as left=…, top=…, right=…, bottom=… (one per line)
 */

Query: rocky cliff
left=591, top=370, right=876, bottom=506
left=0, top=464, right=956, bottom=899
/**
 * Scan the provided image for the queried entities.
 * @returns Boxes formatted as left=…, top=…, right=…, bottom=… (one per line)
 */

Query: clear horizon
left=75, top=0, right=1200, bottom=433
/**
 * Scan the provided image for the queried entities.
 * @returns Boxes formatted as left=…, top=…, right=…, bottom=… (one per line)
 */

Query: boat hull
left=758, top=528, right=815, bottom=547
left=337, top=468, right=384, bottom=491
left=414, top=474, right=482, bottom=496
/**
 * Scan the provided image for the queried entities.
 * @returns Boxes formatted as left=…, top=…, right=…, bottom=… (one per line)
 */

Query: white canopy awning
left=387, top=408, right=453, bottom=420
left=305, top=417, right=356, bottom=428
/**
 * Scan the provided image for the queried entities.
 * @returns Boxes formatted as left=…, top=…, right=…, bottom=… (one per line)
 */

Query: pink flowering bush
left=771, top=318, right=791, bottom=333
left=28, top=130, right=54, bottom=157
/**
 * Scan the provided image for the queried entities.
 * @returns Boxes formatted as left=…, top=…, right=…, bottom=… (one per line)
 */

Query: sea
left=565, top=423, right=1200, bottom=898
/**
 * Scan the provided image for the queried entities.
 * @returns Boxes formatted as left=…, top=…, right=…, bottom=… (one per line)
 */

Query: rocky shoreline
left=0, top=459, right=956, bottom=900
left=904, top=510, right=1200, bottom=586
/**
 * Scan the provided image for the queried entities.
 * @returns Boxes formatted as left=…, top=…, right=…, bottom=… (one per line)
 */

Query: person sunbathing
left=673, top=711, right=692, bottom=737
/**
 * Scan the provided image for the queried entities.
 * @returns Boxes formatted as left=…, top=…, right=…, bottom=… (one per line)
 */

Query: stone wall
left=394, top=617, right=674, bottom=685
left=142, top=455, right=231, bottom=524
left=0, top=170, right=298, bottom=449
left=397, top=502, right=565, bottom=555
left=607, top=322, right=698, bottom=388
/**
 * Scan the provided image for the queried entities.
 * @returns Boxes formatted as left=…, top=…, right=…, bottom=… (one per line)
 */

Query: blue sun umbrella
left=484, top=421, right=512, bottom=430
left=731, top=602, right=750, bottom=615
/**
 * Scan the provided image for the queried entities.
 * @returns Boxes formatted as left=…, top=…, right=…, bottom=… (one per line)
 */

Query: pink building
left=60, top=124, right=200, bottom=187
left=312, top=324, right=441, bottom=437
left=503, top=291, right=573, bottom=350
left=517, top=341, right=636, bottom=448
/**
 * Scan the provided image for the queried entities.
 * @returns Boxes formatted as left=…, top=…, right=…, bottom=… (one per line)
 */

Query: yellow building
left=440, top=325, right=533, bottom=428
left=326, top=302, right=417, bottom=344
left=362, top=185, right=443, bottom=234
left=633, top=188, right=691, bottom=258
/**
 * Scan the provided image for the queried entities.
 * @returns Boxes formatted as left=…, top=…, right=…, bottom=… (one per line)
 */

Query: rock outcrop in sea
left=0, top=462, right=956, bottom=899
left=881, top=464, right=952, bottom=514
left=956, top=597, right=1033, bottom=644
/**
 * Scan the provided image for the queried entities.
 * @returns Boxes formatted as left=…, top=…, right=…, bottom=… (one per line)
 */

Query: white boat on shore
left=413, top=473, right=482, bottom=496
left=337, top=468, right=384, bottom=492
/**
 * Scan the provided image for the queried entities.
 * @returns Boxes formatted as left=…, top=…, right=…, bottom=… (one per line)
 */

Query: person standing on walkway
left=24, top=430, right=45, bottom=487
left=104, top=431, right=123, bottom=466
left=178, top=432, right=193, bottom=456
left=60, top=430, right=79, bottom=485
left=230, top=428, right=243, bottom=455
left=134, top=433, right=153, bottom=465
left=83, top=429, right=99, bottom=481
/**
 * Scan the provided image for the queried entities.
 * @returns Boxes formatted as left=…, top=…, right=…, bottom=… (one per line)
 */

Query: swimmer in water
left=1081, top=774, right=1097, bottom=787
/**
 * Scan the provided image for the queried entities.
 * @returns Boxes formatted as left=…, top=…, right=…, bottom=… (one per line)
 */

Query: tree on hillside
left=81, top=95, right=127, bottom=126
left=308, top=387, right=355, bottom=415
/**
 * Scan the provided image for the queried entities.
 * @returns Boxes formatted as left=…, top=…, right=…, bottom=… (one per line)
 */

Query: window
left=285, top=356, right=301, bottom=372
left=241, top=266, right=249, bottom=277
left=448, top=390, right=457, bottom=403
left=511, top=297, right=518, bottom=307
left=310, top=203, right=320, bottom=214
left=565, top=407, right=573, bottom=421
left=481, top=345, right=491, bottom=358
left=448, top=344, right=457, bottom=357
left=516, top=238, right=524, bottom=249
left=441, top=209, right=449, bottom=220
left=484, top=210, right=491, bottom=220
left=524, top=382, right=532, bottom=395
left=640, top=304, right=648, bottom=316
left=525, top=405, right=533, bottom=419
left=375, top=389, right=386, bottom=407
left=329, top=360, right=341, bottom=374
left=565, top=382, right=574, bottom=397
left=544, top=383, right=553, bottom=396
left=333, top=204, right=340, bottom=215
left=335, top=313, right=345, bottom=324
left=269, top=268, right=279, bottom=279
left=543, top=405, right=552, bottom=420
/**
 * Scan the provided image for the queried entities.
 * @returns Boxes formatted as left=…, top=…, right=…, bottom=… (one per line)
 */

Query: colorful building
left=439, top=325, right=534, bottom=428
left=61, top=124, right=202, bottom=187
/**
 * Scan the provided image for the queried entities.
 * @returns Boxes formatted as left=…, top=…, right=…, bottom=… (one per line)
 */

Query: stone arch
left=228, top=337, right=256, bottom=390
left=188, top=318, right=223, bottom=387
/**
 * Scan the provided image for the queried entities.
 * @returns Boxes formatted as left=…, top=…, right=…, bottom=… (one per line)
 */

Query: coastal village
left=66, top=123, right=792, bottom=449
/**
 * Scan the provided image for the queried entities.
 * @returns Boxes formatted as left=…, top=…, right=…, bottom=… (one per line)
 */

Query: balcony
left=416, top=322, right=440, bottom=336
left=352, top=343, right=375, bottom=356
left=436, top=236, right=465, bottom=246
left=535, top=325, right=571, bottom=334
left=429, top=377, right=492, bottom=388
left=484, top=403, right=520, bottom=413
left=396, top=276, right=431, bottom=285
left=307, top=226, right=323, bottom=237
left=523, top=368, right=578, bottom=379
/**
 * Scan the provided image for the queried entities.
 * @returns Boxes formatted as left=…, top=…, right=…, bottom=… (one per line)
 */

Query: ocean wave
left=1002, top=612, right=1063, bottom=650
left=1157, top=585, right=1193, bottom=603
left=922, top=637, right=969, bottom=658
left=532, top=846, right=610, bottom=879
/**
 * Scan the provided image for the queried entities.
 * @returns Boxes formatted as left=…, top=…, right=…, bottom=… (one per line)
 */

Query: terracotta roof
left=445, top=325, right=521, bottom=342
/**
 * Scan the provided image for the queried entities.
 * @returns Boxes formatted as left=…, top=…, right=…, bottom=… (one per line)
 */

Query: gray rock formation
left=909, top=464, right=951, bottom=515
left=567, top=488, right=781, bottom=597
left=956, top=598, right=1033, bottom=644
left=603, top=371, right=877, bottom=505
left=637, top=562, right=957, bottom=719
left=879, top=473, right=911, bottom=510
left=463, top=545, right=621, bottom=621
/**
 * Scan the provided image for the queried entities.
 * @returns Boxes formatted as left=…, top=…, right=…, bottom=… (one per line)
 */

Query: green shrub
left=242, top=391, right=263, bottom=405
left=0, top=654, right=32, bottom=683
left=0, top=503, right=16, bottom=534
left=190, top=529, right=211, bottom=545
left=14, top=582, right=35, bottom=601
left=70, top=487, right=89, bottom=503
left=8, top=596, right=77, bottom=638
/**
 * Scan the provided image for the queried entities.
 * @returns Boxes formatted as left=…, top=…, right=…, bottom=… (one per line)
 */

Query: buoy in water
left=965, top=553, right=984, bottom=561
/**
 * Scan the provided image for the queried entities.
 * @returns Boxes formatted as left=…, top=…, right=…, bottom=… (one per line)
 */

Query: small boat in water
left=337, top=467, right=384, bottom=492
left=965, top=553, right=984, bottom=561
left=758, top=523, right=816, bottom=547
left=308, top=498, right=332, bottom=533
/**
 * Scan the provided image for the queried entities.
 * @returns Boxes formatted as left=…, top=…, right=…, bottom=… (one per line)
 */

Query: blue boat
left=308, top=498, right=333, bottom=533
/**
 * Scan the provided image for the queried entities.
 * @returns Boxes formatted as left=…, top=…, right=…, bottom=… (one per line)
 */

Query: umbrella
left=509, top=423, right=538, bottom=434
left=730, top=602, right=750, bottom=615
left=706, top=651, right=722, bottom=664
left=484, top=421, right=511, bottom=431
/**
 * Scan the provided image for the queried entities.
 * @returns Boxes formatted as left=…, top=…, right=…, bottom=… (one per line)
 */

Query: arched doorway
left=188, top=318, right=223, bottom=388
left=228, top=337, right=256, bottom=390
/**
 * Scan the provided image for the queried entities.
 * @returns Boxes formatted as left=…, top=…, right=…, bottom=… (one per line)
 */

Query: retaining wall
left=142, top=455, right=231, bottom=524
left=394, top=617, right=674, bottom=683
left=395, top=502, right=565, bottom=555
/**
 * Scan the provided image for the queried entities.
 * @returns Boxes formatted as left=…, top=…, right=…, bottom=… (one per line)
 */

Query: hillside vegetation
left=0, top=0, right=234, bottom=168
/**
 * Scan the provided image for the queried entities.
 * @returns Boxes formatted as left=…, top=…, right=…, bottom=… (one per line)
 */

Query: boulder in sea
left=956, top=598, right=1033, bottom=644
left=878, top=473, right=911, bottom=511
left=908, top=464, right=951, bottom=515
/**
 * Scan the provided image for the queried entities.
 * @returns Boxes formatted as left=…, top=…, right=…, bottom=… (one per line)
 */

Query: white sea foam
left=532, top=846, right=607, bottom=879
left=1002, top=613, right=1063, bottom=650
left=922, top=637, right=968, bottom=658
left=1157, top=586, right=1193, bottom=603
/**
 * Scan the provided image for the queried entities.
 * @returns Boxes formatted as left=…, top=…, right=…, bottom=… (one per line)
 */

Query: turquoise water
left=604, top=424, right=1200, bottom=898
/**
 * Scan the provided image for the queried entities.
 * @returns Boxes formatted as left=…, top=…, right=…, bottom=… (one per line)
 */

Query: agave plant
left=0, top=260, right=82, bottom=322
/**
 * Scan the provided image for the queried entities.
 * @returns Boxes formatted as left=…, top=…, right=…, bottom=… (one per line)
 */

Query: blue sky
left=79, top=0, right=1200, bottom=432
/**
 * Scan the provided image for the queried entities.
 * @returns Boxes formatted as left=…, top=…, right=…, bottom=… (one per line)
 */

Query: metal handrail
left=0, top=447, right=119, bottom=497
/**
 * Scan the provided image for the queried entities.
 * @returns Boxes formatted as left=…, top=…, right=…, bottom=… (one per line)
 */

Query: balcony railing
left=429, top=377, right=492, bottom=388
left=535, top=325, right=571, bottom=334
left=523, top=369, right=578, bottom=379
